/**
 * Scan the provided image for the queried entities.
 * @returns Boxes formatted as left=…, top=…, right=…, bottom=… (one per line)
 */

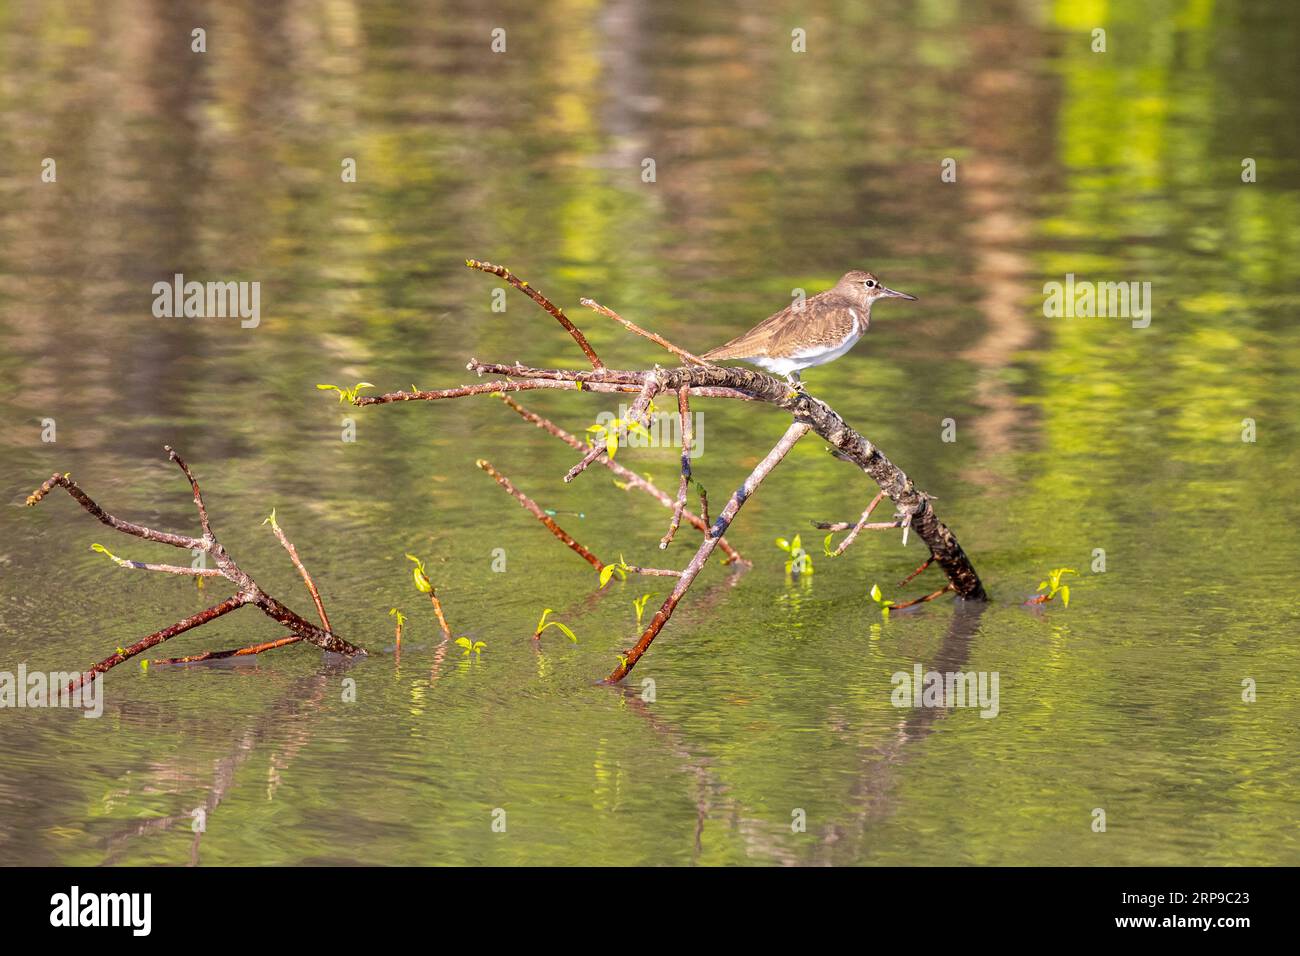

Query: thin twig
left=898, top=555, right=935, bottom=587
left=621, top=566, right=684, bottom=578
left=70, top=593, right=251, bottom=691
left=265, top=511, right=331, bottom=633
left=476, top=459, right=607, bottom=571
left=563, top=374, right=661, bottom=483
left=112, top=560, right=223, bottom=577
left=356, top=378, right=640, bottom=406
left=659, top=388, right=693, bottom=550
left=606, top=421, right=812, bottom=683
left=817, top=491, right=886, bottom=557
left=151, top=635, right=302, bottom=666
left=466, top=259, right=604, bottom=369
left=428, top=592, right=452, bottom=642
left=165, top=445, right=213, bottom=540
left=26, top=473, right=203, bottom=551
left=812, top=519, right=901, bottom=532
left=890, top=583, right=955, bottom=611
left=580, top=297, right=713, bottom=367
left=495, top=394, right=745, bottom=564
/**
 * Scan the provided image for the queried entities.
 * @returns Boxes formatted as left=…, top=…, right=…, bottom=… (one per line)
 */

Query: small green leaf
left=1060, top=585, right=1070, bottom=608
left=870, top=583, right=883, bottom=603
left=633, top=594, right=651, bottom=626
left=140, top=659, right=149, bottom=673
left=823, top=534, right=835, bottom=556
left=404, top=554, right=431, bottom=591
left=775, top=537, right=790, bottom=551
left=599, top=565, right=617, bottom=588
left=790, top=534, right=802, bottom=553
left=551, top=622, right=577, bottom=643
left=536, top=608, right=552, bottom=633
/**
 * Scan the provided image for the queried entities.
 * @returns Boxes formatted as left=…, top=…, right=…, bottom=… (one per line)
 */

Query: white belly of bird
left=751, top=323, right=865, bottom=376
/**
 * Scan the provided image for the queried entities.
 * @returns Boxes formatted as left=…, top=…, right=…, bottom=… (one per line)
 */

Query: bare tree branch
left=466, top=259, right=604, bottom=369
left=26, top=448, right=366, bottom=690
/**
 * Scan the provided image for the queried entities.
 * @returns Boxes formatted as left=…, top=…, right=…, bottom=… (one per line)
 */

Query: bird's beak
left=881, top=286, right=917, bottom=301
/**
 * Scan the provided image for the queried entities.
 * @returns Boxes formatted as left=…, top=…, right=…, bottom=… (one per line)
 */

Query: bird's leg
left=784, top=370, right=808, bottom=398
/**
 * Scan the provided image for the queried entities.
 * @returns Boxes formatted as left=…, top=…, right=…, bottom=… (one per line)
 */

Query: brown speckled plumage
left=703, top=270, right=915, bottom=376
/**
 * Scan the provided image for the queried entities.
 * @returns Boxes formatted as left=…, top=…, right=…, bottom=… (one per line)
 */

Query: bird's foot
left=784, top=373, right=808, bottom=400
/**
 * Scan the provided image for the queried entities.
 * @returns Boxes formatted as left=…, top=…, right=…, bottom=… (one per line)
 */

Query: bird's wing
left=702, top=303, right=798, bottom=359
left=703, top=294, right=863, bottom=359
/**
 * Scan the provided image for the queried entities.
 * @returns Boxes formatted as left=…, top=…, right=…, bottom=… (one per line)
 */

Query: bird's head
left=837, top=270, right=917, bottom=306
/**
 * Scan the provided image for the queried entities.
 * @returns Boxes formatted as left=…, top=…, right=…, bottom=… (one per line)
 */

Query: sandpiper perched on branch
left=702, top=271, right=916, bottom=388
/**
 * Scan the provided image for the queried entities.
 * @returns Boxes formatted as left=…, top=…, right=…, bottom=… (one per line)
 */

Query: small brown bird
left=702, top=271, right=916, bottom=387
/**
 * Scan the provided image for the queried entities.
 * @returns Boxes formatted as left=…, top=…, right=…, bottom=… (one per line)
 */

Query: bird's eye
left=864, top=279, right=877, bottom=288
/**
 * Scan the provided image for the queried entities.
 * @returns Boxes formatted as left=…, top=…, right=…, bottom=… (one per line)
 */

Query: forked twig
left=25, top=449, right=365, bottom=690
left=562, top=374, right=662, bottom=483
left=495, top=393, right=744, bottom=563
left=816, top=491, right=887, bottom=556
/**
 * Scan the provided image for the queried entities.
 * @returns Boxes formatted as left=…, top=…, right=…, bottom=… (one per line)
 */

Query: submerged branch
left=26, top=448, right=366, bottom=689
left=152, top=635, right=302, bottom=666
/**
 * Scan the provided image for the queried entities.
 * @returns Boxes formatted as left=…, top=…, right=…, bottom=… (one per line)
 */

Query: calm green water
left=1, top=1, right=1298, bottom=865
